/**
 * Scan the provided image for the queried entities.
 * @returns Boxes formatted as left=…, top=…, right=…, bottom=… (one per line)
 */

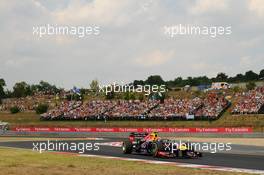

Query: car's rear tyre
left=122, top=140, right=133, bottom=154
left=197, top=152, right=203, bottom=157
left=151, top=142, right=162, bottom=157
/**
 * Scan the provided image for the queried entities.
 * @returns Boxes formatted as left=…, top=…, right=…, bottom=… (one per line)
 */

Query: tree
left=123, top=92, right=136, bottom=100
left=0, top=78, right=6, bottom=101
left=244, top=70, right=258, bottom=81
left=0, top=78, right=5, bottom=87
left=28, top=81, right=60, bottom=95
left=123, top=92, right=130, bottom=100
left=195, top=76, right=211, bottom=85
left=35, top=104, right=49, bottom=114
left=233, top=73, right=244, bottom=82
left=38, top=80, right=59, bottom=94
left=173, top=77, right=184, bottom=87
left=133, top=80, right=145, bottom=87
left=105, top=91, right=115, bottom=99
left=12, top=81, right=31, bottom=98
left=186, top=77, right=194, bottom=86
left=138, top=93, right=145, bottom=101
left=80, top=88, right=86, bottom=96
left=10, top=106, right=20, bottom=114
left=259, top=69, right=264, bottom=79
left=145, top=75, right=165, bottom=86
left=90, top=79, right=99, bottom=93
left=246, top=82, right=256, bottom=91
left=215, top=73, right=228, bottom=82
left=232, top=86, right=241, bottom=93
left=4, top=89, right=12, bottom=98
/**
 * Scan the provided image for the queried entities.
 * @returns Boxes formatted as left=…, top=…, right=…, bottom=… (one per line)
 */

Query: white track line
left=98, top=142, right=122, bottom=147
left=79, top=154, right=264, bottom=175
left=1, top=143, right=264, bottom=174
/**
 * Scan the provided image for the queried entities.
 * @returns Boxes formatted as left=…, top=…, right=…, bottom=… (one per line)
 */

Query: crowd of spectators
left=41, top=94, right=229, bottom=120
left=3, top=87, right=263, bottom=120
left=148, top=94, right=229, bottom=119
left=60, top=100, right=114, bottom=120
left=41, top=100, right=158, bottom=120
left=0, top=93, right=55, bottom=112
left=195, top=93, right=229, bottom=118
left=104, top=100, right=158, bottom=119
left=40, top=101, right=82, bottom=120
left=232, top=86, right=264, bottom=114
left=148, top=98, right=202, bottom=119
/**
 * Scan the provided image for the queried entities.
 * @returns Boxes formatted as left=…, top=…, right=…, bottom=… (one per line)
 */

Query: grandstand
left=40, top=92, right=230, bottom=121
left=0, top=93, right=55, bottom=112
left=231, top=86, right=264, bottom=114
left=1, top=86, right=263, bottom=121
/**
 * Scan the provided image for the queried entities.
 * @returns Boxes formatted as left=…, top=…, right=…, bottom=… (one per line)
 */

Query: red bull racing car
left=122, top=132, right=202, bottom=158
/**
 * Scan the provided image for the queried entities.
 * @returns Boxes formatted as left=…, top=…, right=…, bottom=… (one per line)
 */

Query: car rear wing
left=129, top=132, right=148, bottom=138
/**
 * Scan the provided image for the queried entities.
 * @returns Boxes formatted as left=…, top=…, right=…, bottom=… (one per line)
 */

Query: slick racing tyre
left=122, top=140, right=133, bottom=154
left=151, top=142, right=162, bottom=157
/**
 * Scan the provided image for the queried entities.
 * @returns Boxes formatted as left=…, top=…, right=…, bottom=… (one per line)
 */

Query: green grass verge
left=0, top=112, right=264, bottom=131
left=0, top=147, right=252, bottom=175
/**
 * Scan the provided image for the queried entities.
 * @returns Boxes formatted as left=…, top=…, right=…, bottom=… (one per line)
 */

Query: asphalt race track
left=0, top=138, right=264, bottom=171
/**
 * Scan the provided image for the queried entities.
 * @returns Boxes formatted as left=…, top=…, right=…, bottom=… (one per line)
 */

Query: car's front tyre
left=122, top=140, right=133, bottom=154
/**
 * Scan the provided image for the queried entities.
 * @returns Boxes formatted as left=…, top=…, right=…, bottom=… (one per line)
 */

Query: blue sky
left=0, top=0, right=263, bottom=89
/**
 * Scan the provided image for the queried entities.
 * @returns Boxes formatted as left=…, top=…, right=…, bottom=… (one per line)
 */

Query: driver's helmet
left=148, top=132, right=158, bottom=141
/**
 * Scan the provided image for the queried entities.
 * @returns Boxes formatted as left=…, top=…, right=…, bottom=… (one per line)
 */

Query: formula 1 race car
left=122, top=132, right=202, bottom=158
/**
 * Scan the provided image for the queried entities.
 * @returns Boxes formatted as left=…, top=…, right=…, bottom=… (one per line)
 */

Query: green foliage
left=12, top=81, right=31, bottom=98
left=215, top=72, right=228, bottom=82
left=10, top=106, right=20, bottom=114
left=36, top=81, right=60, bottom=93
left=149, top=92, right=164, bottom=101
left=138, top=93, right=145, bottom=101
left=66, top=94, right=83, bottom=101
left=145, top=75, right=165, bottom=86
left=130, top=93, right=136, bottom=100
left=0, top=79, right=5, bottom=87
left=0, top=78, right=6, bottom=100
left=123, top=92, right=130, bottom=100
left=229, top=73, right=244, bottom=82
left=193, top=90, right=202, bottom=97
left=80, top=88, right=86, bottom=96
left=133, top=80, right=145, bottom=86
left=35, top=104, right=49, bottom=114
left=2, top=69, right=264, bottom=101
left=136, top=70, right=263, bottom=88
left=123, top=92, right=136, bottom=100
left=105, top=91, right=115, bottom=100
left=90, top=79, right=99, bottom=93
left=259, top=69, right=264, bottom=79
left=245, top=71, right=259, bottom=81
left=246, top=82, right=256, bottom=91
left=232, top=86, right=241, bottom=93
